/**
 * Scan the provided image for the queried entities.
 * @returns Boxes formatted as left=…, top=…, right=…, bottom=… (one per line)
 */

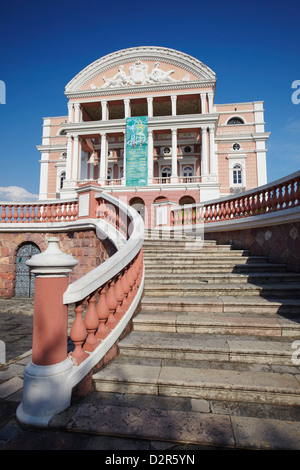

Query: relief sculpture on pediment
left=90, top=60, right=190, bottom=89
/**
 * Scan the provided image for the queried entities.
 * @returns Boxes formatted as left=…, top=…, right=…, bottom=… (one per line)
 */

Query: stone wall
left=0, top=229, right=116, bottom=299
left=205, top=221, right=300, bottom=272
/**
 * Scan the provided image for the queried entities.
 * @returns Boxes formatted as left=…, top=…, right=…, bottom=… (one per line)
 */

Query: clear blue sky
left=0, top=0, right=299, bottom=200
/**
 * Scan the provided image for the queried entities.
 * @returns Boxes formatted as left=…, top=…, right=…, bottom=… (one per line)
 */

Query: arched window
left=233, top=164, right=242, bottom=185
left=183, top=165, right=193, bottom=177
left=227, top=117, right=244, bottom=125
left=60, top=171, right=66, bottom=189
left=179, top=196, right=196, bottom=205
left=161, top=166, right=171, bottom=178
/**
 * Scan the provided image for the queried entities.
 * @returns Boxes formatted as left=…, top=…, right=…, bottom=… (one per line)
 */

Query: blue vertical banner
left=126, top=116, right=148, bottom=186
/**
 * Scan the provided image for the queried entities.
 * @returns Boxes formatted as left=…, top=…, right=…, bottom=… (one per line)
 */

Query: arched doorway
left=179, top=196, right=196, bottom=205
left=129, top=197, right=145, bottom=221
left=15, top=243, right=41, bottom=298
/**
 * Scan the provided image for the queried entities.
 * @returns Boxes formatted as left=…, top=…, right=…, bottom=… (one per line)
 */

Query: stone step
left=144, top=263, right=287, bottom=274
left=143, top=283, right=300, bottom=298
left=93, top=360, right=300, bottom=406
left=117, top=330, right=298, bottom=366
left=133, top=311, right=300, bottom=337
left=144, top=272, right=300, bottom=285
left=56, top=390, right=300, bottom=449
left=144, top=256, right=269, bottom=265
left=143, top=237, right=204, bottom=244
left=143, top=243, right=240, bottom=251
left=143, top=249, right=249, bottom=257
left=141, top=296, right=300, bottom=315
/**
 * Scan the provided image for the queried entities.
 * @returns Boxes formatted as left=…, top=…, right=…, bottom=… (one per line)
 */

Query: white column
left=209, top=126, right=217, bottom=176
left=200, top=93, right=206, bottom=114
left=208, top=93, right=214, bottom=113
left=171, top=95, right=177, bottom=116
left=38, top=152, right=49, bottom=200
left=66, top=135, right=73, bottom=180
left=148, top=129, right=153, bottom=183
left=68, top=103, right=73, bottom=123
left=124, top=99, right=131, bottom=118
left=101, top=101, right=108, bottom=121
left=201, top=127, right=208, bottom=176
left=74, top=103, right=81, bottom=123
left=72, top=136, right=80, bottom=181
left=171, top=128, right=178, bottom=181
left=99, top=132, right=107, bottom=182
left=147, top=97, right=153, bottom=117
left=256, top=140, right=267, bottom=185
left=88, top=152, right=95, bottom=180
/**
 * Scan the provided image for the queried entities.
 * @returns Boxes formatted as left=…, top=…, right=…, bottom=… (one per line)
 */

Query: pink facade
left=37, top=47, right=269, bottom=227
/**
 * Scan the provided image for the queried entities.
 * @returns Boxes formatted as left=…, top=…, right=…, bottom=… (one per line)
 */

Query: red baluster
left=0, top=205, right=5, bottom=222
left=106, top=279, right=118, bottom=329
left=84, top=293, right=100, bottom=352
left=13, top=206, right=18, bottom=222
left=121, top=267, right=130, bottom=310
left=95, top=285, right=110, bottom=339
left=57, top=203, right=62, bottom=221
left=36, top=205, right=41, bottom=222
left=72, top=203, right=78, bottom=220
left=70, top=301, right=88, bottom=365
left=114, top=273, right=125, bottom=320
left=7, top=205, right=12, bottom=223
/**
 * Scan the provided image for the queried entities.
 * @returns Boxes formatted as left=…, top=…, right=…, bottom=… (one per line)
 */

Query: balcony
left=77, top=174, right=217, bottom=191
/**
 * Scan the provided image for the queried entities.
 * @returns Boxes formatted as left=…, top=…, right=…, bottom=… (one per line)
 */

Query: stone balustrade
left=0, top=200, right=78, bottom=223
left=171, top=170, right=300, bottom=226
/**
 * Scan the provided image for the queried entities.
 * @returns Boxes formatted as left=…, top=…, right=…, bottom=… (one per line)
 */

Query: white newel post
left=16, top=238, right=78, bottom=427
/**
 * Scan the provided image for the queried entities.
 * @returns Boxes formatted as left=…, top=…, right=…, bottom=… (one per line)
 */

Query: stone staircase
left=83, top=235, right=300, bottom=449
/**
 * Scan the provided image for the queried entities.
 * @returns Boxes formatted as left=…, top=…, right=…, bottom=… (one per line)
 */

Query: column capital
left=171, top=127, right=177, bottom=135
left=209, top=125, right=215, bottom=133
left=201, top=126, right=208, bottom=132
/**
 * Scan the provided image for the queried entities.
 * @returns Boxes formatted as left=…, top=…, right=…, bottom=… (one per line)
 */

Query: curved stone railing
left=15, top=191, right=144, bottom=427
left=171, top=170, right=300, bottom=227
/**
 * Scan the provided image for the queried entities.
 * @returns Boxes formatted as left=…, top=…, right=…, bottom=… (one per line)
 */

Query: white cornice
left=65, top=80, right=216, bottom=99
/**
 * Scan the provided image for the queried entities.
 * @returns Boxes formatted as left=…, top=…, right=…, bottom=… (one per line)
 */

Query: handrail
left=171, top=170, right=300, bottom=226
